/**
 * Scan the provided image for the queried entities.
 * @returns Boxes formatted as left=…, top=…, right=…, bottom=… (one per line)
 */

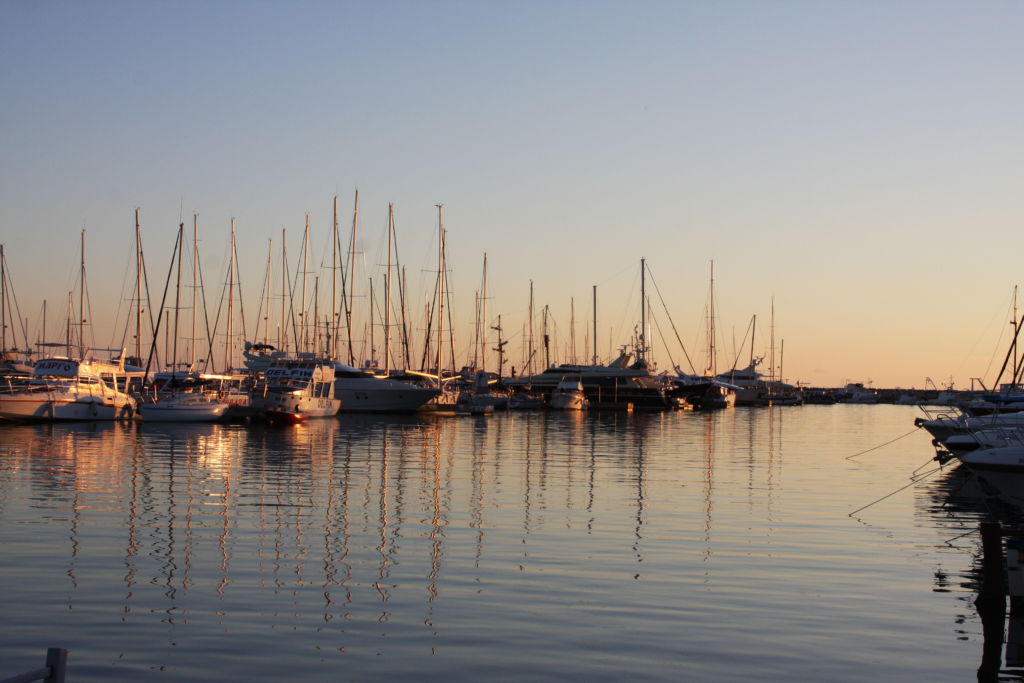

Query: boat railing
left=916, top=404, right=963, bottom=423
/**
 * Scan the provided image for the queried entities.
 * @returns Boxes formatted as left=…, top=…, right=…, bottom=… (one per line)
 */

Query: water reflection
left=0, top=408, right=1002, bottom=680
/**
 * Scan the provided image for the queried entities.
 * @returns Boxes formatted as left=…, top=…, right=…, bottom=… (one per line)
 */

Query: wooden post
left=977, top=522, right=1007, bottom=682
left=43, top=648, right=67, bottom=683
left=980, top=522, right=1007, bottom=599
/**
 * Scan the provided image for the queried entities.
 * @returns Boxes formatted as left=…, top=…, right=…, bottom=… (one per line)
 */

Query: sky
left=2, top=0, right=1023, bottom=388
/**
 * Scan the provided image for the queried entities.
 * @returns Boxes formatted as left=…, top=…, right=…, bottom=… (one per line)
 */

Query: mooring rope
left=848, top=456, right=946, bottom=517
left=844, top=427, right=921, bottom=460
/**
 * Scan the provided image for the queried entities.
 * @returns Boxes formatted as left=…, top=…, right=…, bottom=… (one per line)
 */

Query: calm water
left=0, top=406, right=1011, bottom=680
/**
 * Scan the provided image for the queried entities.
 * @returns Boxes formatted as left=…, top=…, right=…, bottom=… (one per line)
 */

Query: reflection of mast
left=702, top=415, right=715, bottom=572
left=375, top=426, right=391, bottom=619
left=633, top=417, right=646, bottom=575
left=427, top=426, right=444, bottom=604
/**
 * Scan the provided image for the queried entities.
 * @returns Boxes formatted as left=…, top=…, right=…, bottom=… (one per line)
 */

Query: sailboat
left=0, top=232, right=137, bottom=421
left=138, top=219, right=229, bottom=423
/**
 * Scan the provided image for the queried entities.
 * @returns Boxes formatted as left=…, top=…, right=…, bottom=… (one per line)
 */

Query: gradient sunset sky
left=2, top=1, right=1022, bottom=388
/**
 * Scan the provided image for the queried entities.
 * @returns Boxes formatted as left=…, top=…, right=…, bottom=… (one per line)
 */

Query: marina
left=5, top=3, right=1024, bottom=680
left=0, top=405, right=1017, bottom=681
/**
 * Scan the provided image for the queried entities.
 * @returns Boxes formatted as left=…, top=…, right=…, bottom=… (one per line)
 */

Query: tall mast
left=592, top=285, right=598, bottom=365
left=750, top=314, right=757, bottom=371
left=400, top=266, right=410, bottom=369
left=639, top=258, right=647, bottom=364
left=543, top=304, right=550, bottom=369
left=1014, top=286, right=1019, bottom=382
left=331, top=195, right=338, bottom=359
left=172, top=222, right=184, bottom=379
left=368, top=277, right=375, bottom=367
left=79, top=229, right=86, bottom=358
left=190, top=214, right=198, bottom=369
left=66, top=291, right=73, bottom=358
left=134, top=209, right=143, bottom=361
left=280, top=228, right=287, bottom=352
left=263, top=238, right=273, bottom=344
left=384, top=203, right=394, bottom=375
left=435, top=205, right=445, bottom=387
left=570, top=297, right=576, bottom=364
left=347, top=189, right=359, bottom=365
left=225, top=218, right=236, bottom=371
left=0, top=244, right=5, bottom=353
left=770, top=296, right=776, bottom=384
left=708, top=260, right=716, bottom=375
left=527, top=280, right=535, bottom=375
left=300, top=214, right=310, bottom=353
left=480, top=253, right=488, bottom=372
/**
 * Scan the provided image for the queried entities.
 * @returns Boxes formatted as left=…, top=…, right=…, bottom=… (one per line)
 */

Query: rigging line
left=649, top=310, right=677, bottom=373
left=848, top=464, right=942, bottom=517
left=647, top=268, right=697, bottom=374
left=844, top=428, right=921, bottom=460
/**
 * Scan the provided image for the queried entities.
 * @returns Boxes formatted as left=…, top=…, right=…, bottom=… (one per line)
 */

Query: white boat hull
left=551, top=393, right=587, bottom=410
left=139, top=402, right=229, bottom=423
left=0, top=395, right=132, bottom=421
left=334, top=383, right=440, bottom=413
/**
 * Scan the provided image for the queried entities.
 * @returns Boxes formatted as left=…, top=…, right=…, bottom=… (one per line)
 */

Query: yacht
left=0, top=357, right=137, bottom=421
left=550, top=378, right=588, bottom=411
left=243, top=342, right=439, bottom=413
left=250, top=360, right=341, bottom=424
left=332, top=363, right=442, bottom=413
left=505, top=349, right=675, bottom=410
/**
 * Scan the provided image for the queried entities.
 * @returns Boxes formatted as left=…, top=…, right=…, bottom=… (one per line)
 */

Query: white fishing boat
left=550, top=378, right=588, bottom=411
left=138, top=391, right=229, bottom=423
left=842, top=383, right=879, bottom=404
left=0, top=357, right=137, bottom=422
left=250, top=361, right=341, bottom=424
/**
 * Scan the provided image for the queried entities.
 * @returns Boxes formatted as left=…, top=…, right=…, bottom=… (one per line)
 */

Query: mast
left=400, top=266, right=411, bottom=369
left=280, top=228, right=287, bottom=352
left=300, top=214, right=310, bottom=353
left=434, top=204, right=445, bottom=388
left=78, top=229, right=86, bottom=358
left=225, top=218, right=236, bottom=372
left=134, top=209, right=143, bottom=361
left=331, top=195, right=338, bottom=360
left=1014, top=286, right=1019, bottom=384
left=0, top=244, right=5, bottom=353
left=347, top=189, right=359, bottom=366
left=172, top=222, right=184, bottom=379
left=527, top=280, right=535, bottom=375
left=570, top=297, right=576, bottom=365
left=542, top=304, right=550, bottom=369
left=385, top=203, right=394, bottom=375
left=190, top=214, right=198, bottom=369
left=480, top=253, right=488, bottom=372
left=707, top=260, right=716, bottom=375
left=66, top=292, right=72, bottom=358
left=769, top=296, right=776, bottom=384
left=639, top=258, right=646, bottom=364
left=262, top=239, right=273, bottom=344
left=592, top=285, right=598, bottom=365
left=492, top=314, right=506, bottom=379
left=750, top=314, right=757, bottom=372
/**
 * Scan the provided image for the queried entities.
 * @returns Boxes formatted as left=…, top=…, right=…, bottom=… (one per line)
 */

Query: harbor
left=0, top=405, right=1013, bottom=681
left=5, top=2, right=1024, bottom=680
